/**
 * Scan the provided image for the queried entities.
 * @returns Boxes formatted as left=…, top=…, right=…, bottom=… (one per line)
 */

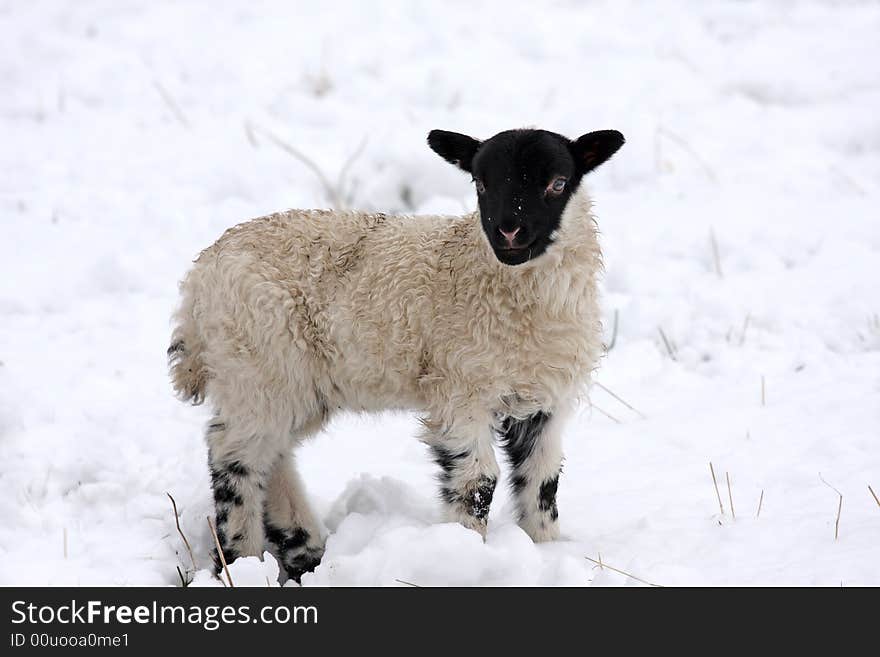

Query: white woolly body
left=172, top=188, right=602, bottom=432
left=170, top=188, right=603, bottom=565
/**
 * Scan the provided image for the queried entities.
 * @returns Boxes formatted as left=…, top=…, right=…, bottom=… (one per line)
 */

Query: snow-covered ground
left=1, top=0, right=878, bottom=586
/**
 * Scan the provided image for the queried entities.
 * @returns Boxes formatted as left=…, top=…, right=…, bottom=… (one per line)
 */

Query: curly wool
left=169, top=187, right=603, bottom=440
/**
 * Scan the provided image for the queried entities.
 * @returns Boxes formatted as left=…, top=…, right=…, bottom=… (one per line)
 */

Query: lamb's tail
left=168, top=307, right=208, bottom=405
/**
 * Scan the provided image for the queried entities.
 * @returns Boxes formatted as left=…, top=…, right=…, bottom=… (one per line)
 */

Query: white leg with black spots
left=499, top=408, right=566, bottom=542
left=205, top=415, right=282, bottom=573
left=263, top=453, right=325, bottom=583
left=424, top=413, right=500, bottom=538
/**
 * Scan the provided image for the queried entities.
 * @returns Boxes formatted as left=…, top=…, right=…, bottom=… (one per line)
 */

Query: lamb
left=169, top=127, right=624, bottom=582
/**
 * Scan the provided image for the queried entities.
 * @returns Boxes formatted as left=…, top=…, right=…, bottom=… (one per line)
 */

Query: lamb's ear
left=427, top=130, right=481, bottom=173
left=570, top=130, right=625, bottom=176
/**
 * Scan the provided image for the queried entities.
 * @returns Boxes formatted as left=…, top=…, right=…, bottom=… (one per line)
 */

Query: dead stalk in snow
left=335, top=135, right=368, bottom=200
left=167, top=492, right=197, bottom=572
left=709, top=462, right=725, bottom=516
left=828, top=164, right=866, bottom=196
left=605, top=308, right=620, bottom=353
left=594, top=381, right=646, bottom=419
left=257, top=126, right=338, bottom=206
left=207, top=516, right=234, bottom=587
left=591, top=403, right=621, bottom=424
left=246, top=122, right=366, bottom=210
left=585, top=555, right=662, bottom=587
left=244, top=120, right=259, bottom=147
left=869, top=485, right=880, bottom=509
left=756, top=489, right=764, bottom=518
left=726, top=472, right=736, bottom=520
left=606, top=309, right=619, bottom=352
left=819, top=473, right=843, bottom=541
left=153, top=81, right=191, bottom=130
left=739, top=313, right=751, bottom=345
left=709, top=229, right=723, bottom=278
left=656, top=126, right=718, bottom=183
left=395, top=579, right=421, bottom=587
left=658, top=327, right=677, bottom=361
left=835, top=497, right=842, bottom=540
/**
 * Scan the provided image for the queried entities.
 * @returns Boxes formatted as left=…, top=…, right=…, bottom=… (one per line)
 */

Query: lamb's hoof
left=447, top=509, right=489, bottom=541
left=282, top=546, right=324, bottom=584
left=464, top=518, right=489, bottom=541
left=212, top=546, right=239, bottom=577
left=520, top=518, right=560, bottom=543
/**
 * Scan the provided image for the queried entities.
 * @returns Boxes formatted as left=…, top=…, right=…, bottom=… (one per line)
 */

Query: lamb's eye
left=475, top=178, right=486, bottom=194
left=548, top=177, right=567, bottom=194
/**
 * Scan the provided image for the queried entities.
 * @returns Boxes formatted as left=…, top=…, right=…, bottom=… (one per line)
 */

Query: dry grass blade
left=248, top=125, right=368, bottom=210
left=709, top=462, right=725, bottom=516
left=591, top=403, right=621, bottom=424
left=828, top=163, right=866, bottom=196
left=606, top=309, right=619, bottom=352
left=176, top=565, right=189, bottom=588
left=585, top=555, right=662, bottom=587
left=207, top=516, right=234, bottom=587
left=594, top=381, right=646, bottom=419
left=243, top=120, right=259, bottom=148
left=251, top=124, right=341, bottom=208
left=658, top=327, right=677, bottom=361
left=395, top=578, right=421, bottom=587
left=739, top=313, right=751, bottom=345
left=835, top=496, right=843, bottom=540
left=335, top=135, right=369, bottom=204
left=709, top=228, right=723, bottom=278
left=819, top=473, right=843, bottom=541
left=657, top=126, right=718, bottom=183
left=756, top=489, right=764, bottom=518
left=166, top=492, right=196, bottom=572
left=726, top=472, right=736, bottom=520
left=153, top=81, right=191, bottom=130
left=818, top=473, right=842, bottom=496
left=869, top=485, right=880, bottom=509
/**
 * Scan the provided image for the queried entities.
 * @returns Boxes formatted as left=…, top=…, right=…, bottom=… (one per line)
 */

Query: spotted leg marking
left=499, top=410, right=564, bottom=542
left=263, top=453, right=325, bottom=583
left=425, top=416, right=500, bottom=538
left=205, top=418, right=275, bottom=576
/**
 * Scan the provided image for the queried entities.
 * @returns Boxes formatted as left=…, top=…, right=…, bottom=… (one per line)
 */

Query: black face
left=427, top=128, right=624, bottom=266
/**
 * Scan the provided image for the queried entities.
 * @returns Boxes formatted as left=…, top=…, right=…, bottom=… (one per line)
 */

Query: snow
left=1, top=0, right=879, bottom=586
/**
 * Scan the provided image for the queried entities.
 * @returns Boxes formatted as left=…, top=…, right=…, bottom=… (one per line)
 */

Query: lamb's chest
left=477, top=308, right=599, bottom=409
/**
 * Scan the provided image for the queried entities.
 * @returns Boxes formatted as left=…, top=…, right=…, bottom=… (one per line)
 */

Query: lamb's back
left=183, top=209, right=460, bottom=409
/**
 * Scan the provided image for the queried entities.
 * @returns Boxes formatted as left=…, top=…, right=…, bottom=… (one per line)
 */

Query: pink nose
left=500, top=227, right=520, bottom=246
